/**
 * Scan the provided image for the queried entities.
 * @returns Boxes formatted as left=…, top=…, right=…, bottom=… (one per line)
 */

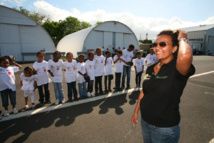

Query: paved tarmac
left=0, top=56, right=214, bottom=143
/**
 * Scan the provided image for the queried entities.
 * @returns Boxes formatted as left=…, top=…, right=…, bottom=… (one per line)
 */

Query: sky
left=1, top=0, right=214, bottom=40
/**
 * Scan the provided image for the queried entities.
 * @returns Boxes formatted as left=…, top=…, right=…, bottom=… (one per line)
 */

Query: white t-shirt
left=20, top=73, right=37, bottom=91
left=94, top=55, right=105, bottom=77
left=85, top=60, right=95, bottom=80
left=63, top=60, right=77, bottom=83
left=134, top=58, right=144, bottom=73
left=113, top=55, right=125, bottom=73
left=48, top=59, right=64, bottom=82
left=104, top=57, right=113, bottom=76
left=123, top=49, right=133, bottom=66
left=77, top=62, right=86, bottom=83
left=0, top=66, right=19, bottom=91
left=145, top=54, right=158, bottom=66
left=33, top=60, right=51, bottom=86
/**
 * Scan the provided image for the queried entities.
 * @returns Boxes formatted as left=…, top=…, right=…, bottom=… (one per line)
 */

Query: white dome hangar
left=57, top=21, right=140, bottom=58
left=0, top=5, right=55, bottom=62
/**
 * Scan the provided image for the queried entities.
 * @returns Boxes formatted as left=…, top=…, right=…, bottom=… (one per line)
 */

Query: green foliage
left=42, top=17, right=92, bottom=46
left=95, top=21, right=103, bottom=25
left=139, top=39, right=152, bottom=44
left=13, top=6, right=50, bottom=25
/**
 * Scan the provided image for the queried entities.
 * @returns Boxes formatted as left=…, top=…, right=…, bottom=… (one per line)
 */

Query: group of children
left=0, top=46, right=145, bottom=118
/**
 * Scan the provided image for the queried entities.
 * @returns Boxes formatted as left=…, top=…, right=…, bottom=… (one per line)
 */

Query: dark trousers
left=95, top=76, right=103, bottom=93
left=104, top=75, right=112, bottom=90
left=115, top=73, right=122, bottom=89
left=87, top=80, right=94, bottom=92
left=38, top=83, right=50, bottom=103
left=135, top=71, right=142, bottom=86
left=67, top=81, right=77, bottom=100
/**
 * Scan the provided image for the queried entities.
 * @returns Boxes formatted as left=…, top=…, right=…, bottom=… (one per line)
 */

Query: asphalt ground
left=0, top=56, right=214, bottom=143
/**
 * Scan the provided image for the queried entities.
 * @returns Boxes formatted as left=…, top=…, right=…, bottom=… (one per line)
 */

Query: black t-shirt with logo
left=140, top=59, right=195, bottom=127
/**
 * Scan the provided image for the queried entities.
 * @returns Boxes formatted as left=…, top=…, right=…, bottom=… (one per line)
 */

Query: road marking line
left=190, top=71, right=214, bottom=78
left=0, top=88, right=141, bottom=123
left=205, top=92, right=214, bottom=95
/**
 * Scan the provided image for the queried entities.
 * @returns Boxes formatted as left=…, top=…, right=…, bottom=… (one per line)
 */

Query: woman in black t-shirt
left=131, top=30, right=195, bottom=143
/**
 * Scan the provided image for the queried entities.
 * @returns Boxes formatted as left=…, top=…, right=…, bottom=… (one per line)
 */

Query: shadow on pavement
left=0, top=99, right=103, bottom=143
left=128, top=90, right=140, bottom=105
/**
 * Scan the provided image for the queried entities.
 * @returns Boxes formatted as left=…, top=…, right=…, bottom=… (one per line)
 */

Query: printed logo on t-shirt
left=8, top=72, right=12, bottom=75
left=57, top=66, right=60, bottom=70
left=101, top=61, right=103, bottom=63
left=73, top=67, right=76, bottom=70
left=130, top=56, right=132, bottom=58
left=119, top=60, right=122, bottom=63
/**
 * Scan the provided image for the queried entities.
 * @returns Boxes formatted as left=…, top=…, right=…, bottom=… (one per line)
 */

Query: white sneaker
left=13, top=108, right=18, bottom=114
left=87, top=92, right=91, bottom=97
left=4, top=110, right=9, bottom=117
left=25, top=105, right=29, bottom=109
left=61, top=98, right=65, bottom=104
left=55, top=99, right=59, bottom=105
left=91, top=92, right=95, bottom=97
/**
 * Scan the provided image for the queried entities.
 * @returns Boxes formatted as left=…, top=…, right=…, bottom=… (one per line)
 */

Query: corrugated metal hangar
left=57, top=21, right=140, bottom=58
left=0, top=5, right=55, bottom=62
left=182, top=24, right=214, bottom=55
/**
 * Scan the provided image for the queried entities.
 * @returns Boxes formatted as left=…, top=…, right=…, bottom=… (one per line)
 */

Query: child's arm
left=20, top=81, right=23, bottom=86
left=120, top=58, right=130, bottom=65
left=134, top=66, right=137, bottom=74
left=34, top=81, right=37, bottom=88
left=12, top=61, right=21, bottom=69
left=142, top=65, right=144, bottom=73
left=48, top=70, right=54, bottom=77
left=78, top=71, right=86, bottom=77
left=105, top=57, right=108, bottom=65
left=113, top=57, right=120, bottom=64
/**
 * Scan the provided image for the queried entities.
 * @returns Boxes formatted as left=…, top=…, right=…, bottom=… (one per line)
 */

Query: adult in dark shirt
left=131, top=30, right=195, bottom=143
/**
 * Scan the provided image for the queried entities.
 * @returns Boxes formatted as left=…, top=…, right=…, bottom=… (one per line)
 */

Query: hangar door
left=208, top=36, right=214, bottom=55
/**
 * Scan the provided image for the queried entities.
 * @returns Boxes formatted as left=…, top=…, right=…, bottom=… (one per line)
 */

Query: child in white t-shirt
left=0, top=56, right=21, bottom=117
left=20, top=66, right=37, bottom=109
left=104, top=50, right=113, bottom=92
left=113, top=49, right=128, bottom=91
left=63, top=52, right=78, bottom=101
left=134, top=51, right=144, bottom=88
left=77, top=54, right=87, bottom=98
left=94, top=47, right=105, bottom=95
left=33, top=51, right=51, bottom=104
left=48, top=51, right=64, bottom=105
left=145, top=48, right=158, bottom=68
left=85, top=51, right=95, bottom=97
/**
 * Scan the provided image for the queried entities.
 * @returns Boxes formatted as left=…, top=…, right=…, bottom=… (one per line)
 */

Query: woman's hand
left=177, top=29, right=187, bottom=40
left=131, top=113, right=138, bottom=126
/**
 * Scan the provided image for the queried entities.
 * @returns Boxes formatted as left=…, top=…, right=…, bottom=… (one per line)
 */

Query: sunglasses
left=153, top=42, right=172, bottom=48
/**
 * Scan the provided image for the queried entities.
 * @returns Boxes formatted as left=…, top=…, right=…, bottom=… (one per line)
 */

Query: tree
left=13, top=6, right=50, bottom=25
left=139, top=39, right=152, bottom=44
left=95, top=21, right=103, bottom=25
left=42, top=17, right=92, bottom=46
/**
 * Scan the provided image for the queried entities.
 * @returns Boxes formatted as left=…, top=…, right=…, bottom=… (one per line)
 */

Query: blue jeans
left=0, top=89, right=16, bottom=107
left=67, top=81, right=77, bottom=100
left=78, top=82, right=87, bottom=97
left=87, top=80, right=94, bottom=92
left=122, top=65, right=131, bottom=87
left=53, top=82, right=64, bottom=101
left=141, top=118, right=180, bottom=143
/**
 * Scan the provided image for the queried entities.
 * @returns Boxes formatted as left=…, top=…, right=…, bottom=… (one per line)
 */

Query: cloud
left=34, top=1, right=214, bottom=40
